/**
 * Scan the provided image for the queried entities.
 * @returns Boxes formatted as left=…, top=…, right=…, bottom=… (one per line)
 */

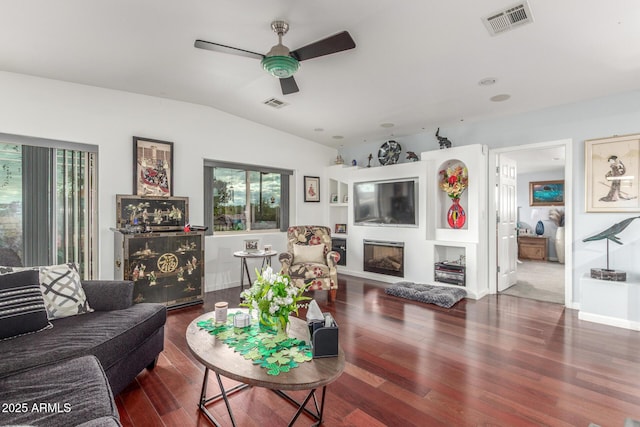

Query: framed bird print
left=585, top=134, right=640, bottom=212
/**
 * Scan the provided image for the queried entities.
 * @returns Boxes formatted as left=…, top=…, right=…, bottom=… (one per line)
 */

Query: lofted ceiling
left=1, top=1, right=639, bottom=148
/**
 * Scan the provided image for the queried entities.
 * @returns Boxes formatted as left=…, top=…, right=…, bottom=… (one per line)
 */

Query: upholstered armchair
left=279, top=226, right=339, bottom=301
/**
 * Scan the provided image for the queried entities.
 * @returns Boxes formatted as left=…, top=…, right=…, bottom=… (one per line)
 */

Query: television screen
left=353, top=179, right=418, bottom=226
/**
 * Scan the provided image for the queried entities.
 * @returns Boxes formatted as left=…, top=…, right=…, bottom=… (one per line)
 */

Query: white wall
left=0, top=71, right=336, bottom=291
left=342, top=90, right=640, bottom=304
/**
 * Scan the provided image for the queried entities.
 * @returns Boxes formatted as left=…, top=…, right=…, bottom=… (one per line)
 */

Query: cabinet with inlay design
left=114, top=231, right=204, bottom=309
left=518, top=235, right=548, bottom=261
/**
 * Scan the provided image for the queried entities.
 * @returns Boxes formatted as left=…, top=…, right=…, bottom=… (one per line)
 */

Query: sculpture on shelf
left=406, top=151, right=419, bottom=162
left=367, top=153, right=373, bottom=168
left=435, top=128, right=452, bottom=149
left=582, top=216, right=640, bottom=281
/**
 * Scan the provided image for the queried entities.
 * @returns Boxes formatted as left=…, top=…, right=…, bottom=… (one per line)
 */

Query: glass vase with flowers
left=439, top=164, right=469, bottom=229
left=240, top=266, right=310, bottom=335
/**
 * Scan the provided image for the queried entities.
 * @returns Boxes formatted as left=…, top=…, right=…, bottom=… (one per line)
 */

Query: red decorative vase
left=447, top=198, right=466, bottom=229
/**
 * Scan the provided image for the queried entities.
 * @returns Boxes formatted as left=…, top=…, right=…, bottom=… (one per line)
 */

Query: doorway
left=488, top=139, right=573, bottom=306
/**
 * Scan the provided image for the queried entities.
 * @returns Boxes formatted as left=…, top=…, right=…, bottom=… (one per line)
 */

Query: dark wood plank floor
left=115, top=275, right=640, bottom=426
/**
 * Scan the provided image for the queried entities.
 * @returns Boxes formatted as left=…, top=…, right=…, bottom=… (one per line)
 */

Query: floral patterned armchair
left=279, top=226, right=339, bottom=301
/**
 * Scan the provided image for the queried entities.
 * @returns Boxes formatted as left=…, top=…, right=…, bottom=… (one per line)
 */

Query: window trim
left=204, top=160, right=292, bottom=236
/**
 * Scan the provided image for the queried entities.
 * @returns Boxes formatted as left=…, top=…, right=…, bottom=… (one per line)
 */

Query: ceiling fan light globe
left=261, top=55, right=299, bottom=78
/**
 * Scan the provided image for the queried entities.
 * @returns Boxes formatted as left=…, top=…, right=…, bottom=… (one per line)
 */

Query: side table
left=233, top=250, right=277, bottom=288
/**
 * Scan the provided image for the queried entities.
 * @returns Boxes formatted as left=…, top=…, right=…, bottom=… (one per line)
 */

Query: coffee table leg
left=273, top=386, right=327, bottom=426
left=198, top=368, right=249, bottom=427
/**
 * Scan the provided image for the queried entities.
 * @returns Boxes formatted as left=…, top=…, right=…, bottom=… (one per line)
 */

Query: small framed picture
left=335, top=223, right=347, bottom=234
left=529, top=180, right=564, bottom=206
left=304, top=176, right=320, bottom=202
left=343, top=195, right=349, bottom=203
left=243, top=239, right=259, bottom=253
left=331, top=193, right=338, bottom=203
left=133, top=136, right=174, bottom=196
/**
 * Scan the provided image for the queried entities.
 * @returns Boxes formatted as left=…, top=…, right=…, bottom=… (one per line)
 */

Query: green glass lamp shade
left=261, top=55, right=299, bottom=78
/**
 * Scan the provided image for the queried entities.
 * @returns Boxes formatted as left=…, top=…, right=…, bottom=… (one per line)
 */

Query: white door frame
left=488, top=139, right=574, bottom=307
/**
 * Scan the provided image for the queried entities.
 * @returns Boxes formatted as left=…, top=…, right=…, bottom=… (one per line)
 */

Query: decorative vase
left=555, top=226, right=565, bottom=264
left=447, top=198, right=466, bottom=229
left=259, top=310, right=289, bottom=335
left=535, top=220, right=544, bottom=236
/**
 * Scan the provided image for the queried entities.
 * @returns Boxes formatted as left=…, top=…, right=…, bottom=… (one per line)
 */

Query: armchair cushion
left=293, top=244, right=325, bottom=264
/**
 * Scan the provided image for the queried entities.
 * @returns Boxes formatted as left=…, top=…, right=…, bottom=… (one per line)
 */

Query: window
left=204, top=160, right=292, bottom=234
left=0, top=135, right=97, bottom=279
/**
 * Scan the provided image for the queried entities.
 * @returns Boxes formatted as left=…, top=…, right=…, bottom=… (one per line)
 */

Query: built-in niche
left=436, top=159, right=469, bottom=231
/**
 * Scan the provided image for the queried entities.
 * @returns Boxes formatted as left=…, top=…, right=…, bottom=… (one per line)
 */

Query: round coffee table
left=186, top=310, right=345, bottom=426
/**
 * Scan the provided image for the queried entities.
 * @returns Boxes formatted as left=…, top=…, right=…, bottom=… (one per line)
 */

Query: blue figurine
left=535, top=220, right=544, bottom=236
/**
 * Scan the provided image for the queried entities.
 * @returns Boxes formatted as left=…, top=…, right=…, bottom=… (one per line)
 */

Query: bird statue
left=582, top=216, right=640, bottom=245
left=406, top=151, right=419, bottom=162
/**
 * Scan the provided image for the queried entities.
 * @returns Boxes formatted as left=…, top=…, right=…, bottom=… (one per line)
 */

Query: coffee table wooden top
left=186, top=310, right=345, bottom=391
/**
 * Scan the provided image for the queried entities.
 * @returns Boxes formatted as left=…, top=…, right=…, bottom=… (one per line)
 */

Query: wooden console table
left=518, top=235, right=548, bottom=261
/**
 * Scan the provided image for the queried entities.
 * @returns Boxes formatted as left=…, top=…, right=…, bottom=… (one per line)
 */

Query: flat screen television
left=353, top=178, right=418, bottom=227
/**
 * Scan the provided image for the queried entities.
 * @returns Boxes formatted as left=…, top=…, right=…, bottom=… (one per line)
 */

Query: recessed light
left=332, top=135, right=344, bottom=140
left=313, top=128, right=324, bottom=132
left=380, top=123, right=394, bottom=128
left=479, top=78, right=497, bottom=86
left=490, top=94, right=511, bottom=102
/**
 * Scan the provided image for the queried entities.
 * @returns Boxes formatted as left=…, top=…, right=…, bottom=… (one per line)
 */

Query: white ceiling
left=1, top=1, right=639, bottom=149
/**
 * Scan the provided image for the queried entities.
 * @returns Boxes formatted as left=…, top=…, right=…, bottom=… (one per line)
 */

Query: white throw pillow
left=293, top=244, right=325, bottom=264
left=0, top=263, right=92, bottom=320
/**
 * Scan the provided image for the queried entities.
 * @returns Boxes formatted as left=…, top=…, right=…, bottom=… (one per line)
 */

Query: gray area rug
left=385, top=281, right=466, bottom=308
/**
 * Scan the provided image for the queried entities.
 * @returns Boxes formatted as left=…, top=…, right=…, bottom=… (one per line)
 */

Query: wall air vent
left=483, top=1, right=534, bottom=36
left=263, top=97, right=288, bottom=109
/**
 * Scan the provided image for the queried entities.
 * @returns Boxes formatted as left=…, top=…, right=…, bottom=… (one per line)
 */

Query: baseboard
left=578, top=311, right=640, bottom=331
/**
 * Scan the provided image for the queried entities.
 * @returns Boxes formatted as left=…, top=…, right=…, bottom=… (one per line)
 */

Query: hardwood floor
left=115, top=275, right=640, bottom=426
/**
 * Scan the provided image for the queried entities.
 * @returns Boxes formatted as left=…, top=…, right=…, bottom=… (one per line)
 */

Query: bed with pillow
left=0, top=262, right=166, bottom=396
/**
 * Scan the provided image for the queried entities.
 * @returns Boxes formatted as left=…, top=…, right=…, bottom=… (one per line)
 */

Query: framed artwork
left=330, top=193, right=338, bottom=203
left=585, top=134, right=640, bottom=212
left=304, top=176, right=320, bottom=202
left=529, top=180, right=564, bottom=206
left=116, top=195, right=188, bottom=231
left=243, top=239, right=259, bottom=253
left=133, top=136, right=174, bottom=196
left=335, top=223, right=347, bottom=234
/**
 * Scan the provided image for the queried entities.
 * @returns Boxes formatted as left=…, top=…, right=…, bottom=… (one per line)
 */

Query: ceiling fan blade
left=194, top=39, right=264, bottom=60
left=280, top=77, right=299, bottom=95
left=290, top=31, right=356, bottom=61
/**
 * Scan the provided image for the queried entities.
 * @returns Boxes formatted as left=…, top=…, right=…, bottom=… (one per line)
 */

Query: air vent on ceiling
left=263, top=97, right=288, bottom=109
left=483, top=1, right=534, bottom=36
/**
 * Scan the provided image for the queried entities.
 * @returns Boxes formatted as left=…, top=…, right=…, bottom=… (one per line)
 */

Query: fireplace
left=363, top=240, right=404, bottom=277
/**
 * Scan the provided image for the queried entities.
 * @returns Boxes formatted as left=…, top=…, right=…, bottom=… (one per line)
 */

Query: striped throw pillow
left=0, top=270, right=51, bottom=340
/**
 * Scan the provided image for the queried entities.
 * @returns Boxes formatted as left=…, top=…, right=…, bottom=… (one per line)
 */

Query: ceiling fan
left=194, top=20, right=356, bottom=95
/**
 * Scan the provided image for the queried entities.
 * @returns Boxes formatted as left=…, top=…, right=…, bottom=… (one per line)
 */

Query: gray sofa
left=0, top=278, right=166, bottom=426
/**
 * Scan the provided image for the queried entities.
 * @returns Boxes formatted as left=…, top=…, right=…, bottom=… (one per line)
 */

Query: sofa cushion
left=0, top=355, right=121, bottom=426
left=0, top=263, right=93, bottom=320
left=0, top=302, right=166, bottom=378
left=293, top=244, right=325, bottom=264
left=0, top=269, right=52, bottom=340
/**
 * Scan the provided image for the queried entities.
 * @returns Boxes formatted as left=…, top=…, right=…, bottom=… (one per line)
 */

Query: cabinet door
left=125, top=233, right=203, bottom=307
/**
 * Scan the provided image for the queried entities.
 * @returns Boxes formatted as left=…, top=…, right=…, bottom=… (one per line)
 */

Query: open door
left=497, top=155, right=517, bottom=291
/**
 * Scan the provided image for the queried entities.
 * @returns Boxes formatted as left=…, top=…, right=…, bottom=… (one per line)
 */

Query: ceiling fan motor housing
left=262, top=20, right=300, bottom=78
